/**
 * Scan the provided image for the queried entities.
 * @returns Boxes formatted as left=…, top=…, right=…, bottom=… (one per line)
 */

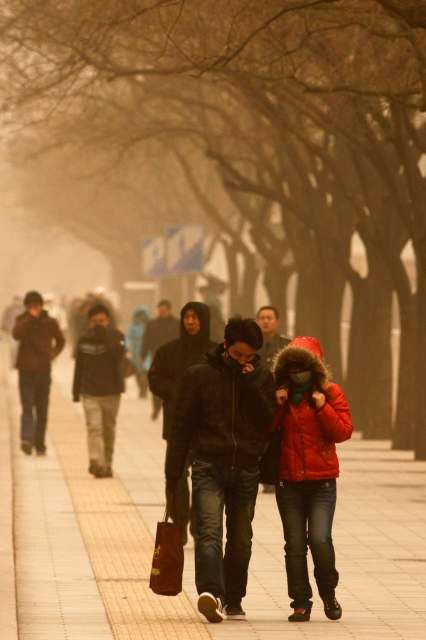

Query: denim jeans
left=275, top=479, right=339, bottom=609
left=18, top=370, right=51, bottom=452
left=191, top=458, right=259, bottom=603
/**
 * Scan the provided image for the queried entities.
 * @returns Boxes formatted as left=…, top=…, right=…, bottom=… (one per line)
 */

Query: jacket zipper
left=231, top=371, right=237, bottom=469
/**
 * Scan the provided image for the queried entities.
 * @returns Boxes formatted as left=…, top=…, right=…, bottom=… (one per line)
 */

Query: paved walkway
left=3, top=351, right=426, bottom=639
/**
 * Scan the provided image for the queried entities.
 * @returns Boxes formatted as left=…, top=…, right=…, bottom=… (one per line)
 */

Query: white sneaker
left=197, top=592, right=224, bottom=623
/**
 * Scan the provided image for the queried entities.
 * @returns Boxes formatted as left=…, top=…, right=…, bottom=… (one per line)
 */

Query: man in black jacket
left=13, top=290, right=65, bottom=456
left=141, top=299, right=180, bottom=419
left=256, top=305, right=290, bottom=493
left=148, top=301, right=217, bottom=542
left=165, top=317, right=275, bottom=623
left=73, top=304, right=125, bottom=478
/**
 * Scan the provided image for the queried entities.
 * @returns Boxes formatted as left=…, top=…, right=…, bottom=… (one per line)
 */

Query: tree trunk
left=238, top=255, right=259, bottom=317
left=293, top=233, right=345, bottom=382
left=345, top=255, right=393, bottom=439
left=414, top=253, right=426, bottom=459
left=392, top=296, right=416, bottom=450
left=223, top=242, right=240, bottom=314
left=263, top=266, right=293, bottom=335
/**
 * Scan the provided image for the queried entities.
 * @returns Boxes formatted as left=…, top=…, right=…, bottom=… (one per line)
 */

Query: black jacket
left=148, top=302, right=217, bottom=439
left=258, top=333, right=291, bottom=371
left=165, top=344, right=276, bottom=485
left=13, top=310, right=65, bottom=372
left=140, top=315, right=180, bottom=361
left=73, top=326, right=125, bottom=399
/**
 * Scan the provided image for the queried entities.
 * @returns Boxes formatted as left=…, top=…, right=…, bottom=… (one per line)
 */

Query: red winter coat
left=273, top=336, right=353, bottom=482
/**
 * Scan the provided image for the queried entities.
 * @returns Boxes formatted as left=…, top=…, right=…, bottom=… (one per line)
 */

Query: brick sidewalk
left=6, top=356, right=426, bottom=639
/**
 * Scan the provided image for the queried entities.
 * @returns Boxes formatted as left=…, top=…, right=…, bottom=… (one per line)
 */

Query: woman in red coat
left=273, top=336, right=353, bottom=622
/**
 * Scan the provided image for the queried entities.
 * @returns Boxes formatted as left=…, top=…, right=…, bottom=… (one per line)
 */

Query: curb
left=0, top=353, right=18, bottom=639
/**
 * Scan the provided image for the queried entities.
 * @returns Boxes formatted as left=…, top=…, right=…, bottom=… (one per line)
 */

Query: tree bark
left=345, top=253, right=393, bottom=439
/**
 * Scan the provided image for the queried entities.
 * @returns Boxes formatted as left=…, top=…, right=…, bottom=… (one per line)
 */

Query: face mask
left=290, top=371, right=312, bottom=385
left=224, top=351, right=244, bottom=373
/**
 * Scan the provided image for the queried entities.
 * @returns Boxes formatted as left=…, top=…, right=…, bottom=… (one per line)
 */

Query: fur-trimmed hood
left=273, top=336, right=330, bottom=390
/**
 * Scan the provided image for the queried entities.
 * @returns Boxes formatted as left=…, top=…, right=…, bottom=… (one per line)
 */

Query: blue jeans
left=276, top=479, right=338, bottom=609
left=18, top=370, right=51, bottom=452
left=191, top=458, right=259, bottom=603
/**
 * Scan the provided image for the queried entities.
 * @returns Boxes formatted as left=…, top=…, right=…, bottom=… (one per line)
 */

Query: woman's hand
left=312, top=390, right=326, bottom=410
left=276, top=387, right=288, bottom=406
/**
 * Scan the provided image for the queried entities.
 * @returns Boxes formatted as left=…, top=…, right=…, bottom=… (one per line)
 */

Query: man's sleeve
left=148, top=345, right=174, bottom=400
left=165, top=367, right=200, bottom=486
left=72, top=344, right=82, bottom=402
left=52, top=320, right=66, bottom=358
left=104, top=329, right=125, bottom=358
left=140, top=322, right=152, bottom=361
left=243, top=368, right=276, bottom=432
left=12, top=314, right=34, bottom=340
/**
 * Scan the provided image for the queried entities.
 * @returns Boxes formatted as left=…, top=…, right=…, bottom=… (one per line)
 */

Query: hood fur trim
left=273, top=346, right=331, bottom=389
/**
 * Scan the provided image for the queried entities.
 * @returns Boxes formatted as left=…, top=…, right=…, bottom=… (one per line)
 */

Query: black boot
left=322, top=594, right=342, bottom=620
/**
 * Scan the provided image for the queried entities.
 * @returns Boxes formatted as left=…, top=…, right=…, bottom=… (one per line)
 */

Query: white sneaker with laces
left=197, top=592, right=224, bottom=623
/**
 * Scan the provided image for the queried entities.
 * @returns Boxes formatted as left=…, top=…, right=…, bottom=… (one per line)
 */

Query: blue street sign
left=142, top=236, right=166, bottom=278
left=165, top=225, right=204, bottom=275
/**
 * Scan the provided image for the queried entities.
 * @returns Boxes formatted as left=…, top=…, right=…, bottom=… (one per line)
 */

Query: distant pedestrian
left=142, top=299, right=180, bottom=420
left=165, top=318, right=275, bottom=623
left=256, top=305, right=290, bottom=493
left=1, top=295, right=23, bottom=334
left=148, top=302, right=216, bottom=544
left=273, top=336, right=353, bottom=622
left=125, top=305, right=151, bottom=398
left=256, top=305, right=291, bottom=370
left=13, top=290, right=65, bottom=455
left=72, top=304, right=125, bottom=478
left=2, top=294, right=24, bottom=368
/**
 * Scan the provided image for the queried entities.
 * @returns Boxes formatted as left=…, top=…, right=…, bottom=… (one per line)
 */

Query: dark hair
left=256, top=305, right=280, bottom=320
left=224, top=316, right=263, bottom=350
left=88, top=304, right=110, bottom=319
left=157, top=299, right=172, bottom=309
left=24, top=290, right=44, bottom=306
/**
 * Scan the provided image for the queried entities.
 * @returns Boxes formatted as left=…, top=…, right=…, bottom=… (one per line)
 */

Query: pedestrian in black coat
left=148, top=301, right=217, bottom=542
left=141, top=299, right=180, bottom=419
left=165, top=317, right=276, bottom=623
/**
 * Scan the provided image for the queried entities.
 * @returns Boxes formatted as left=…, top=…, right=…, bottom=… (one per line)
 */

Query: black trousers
left=18, top=370, right=51, bottom=452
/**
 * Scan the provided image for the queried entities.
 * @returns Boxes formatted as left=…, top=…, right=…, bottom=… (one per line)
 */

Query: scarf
left=290, top=382, right=312, bottom=406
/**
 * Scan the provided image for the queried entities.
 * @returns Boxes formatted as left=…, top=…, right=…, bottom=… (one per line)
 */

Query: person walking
left=273, top=336, right=353, bottom=622
left=165, top=317, right=276, bottom=623
left=256, top=305, right=291, bottom=493
left=72, top=304, right=125, bottom=478
left=256, top=306, right=291, bottom=370
left=125, top=305, right=151, bottom=398
left=148, top=302, right=216, bottom=543
left=141, top=299, right=180, bottom=419
left=2, top=294, right=24, bottom=368
left=13, top=290, right=65, bottom=455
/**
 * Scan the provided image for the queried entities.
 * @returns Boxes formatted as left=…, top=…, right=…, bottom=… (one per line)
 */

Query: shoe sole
left=198, top=593, right=224, bottom=623
left=225, top=613, right=246, bottom=621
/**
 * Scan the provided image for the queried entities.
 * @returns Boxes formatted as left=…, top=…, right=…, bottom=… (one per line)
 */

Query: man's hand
left=276, top=387, right=288, bottom=406
left=312, top=391, right=326, bottom=410
left=242, top=362, right=255, bottom=375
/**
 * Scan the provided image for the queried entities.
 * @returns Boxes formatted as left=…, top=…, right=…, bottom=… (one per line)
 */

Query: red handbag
left=149, top=508, right=184, bottom=596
